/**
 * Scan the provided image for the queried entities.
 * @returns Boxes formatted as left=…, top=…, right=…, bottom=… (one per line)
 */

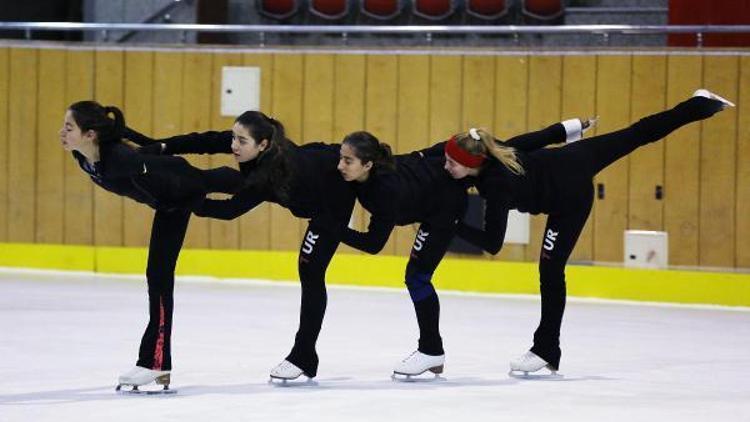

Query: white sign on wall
left=504, top=209, right=530, bottom=245
left=221, top=66, right=261, bottom=116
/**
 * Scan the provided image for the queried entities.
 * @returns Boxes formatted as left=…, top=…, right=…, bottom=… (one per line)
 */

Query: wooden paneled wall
left=1, top=45, right=747, bottom=268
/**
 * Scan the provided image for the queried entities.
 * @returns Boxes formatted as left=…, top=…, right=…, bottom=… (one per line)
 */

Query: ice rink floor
left=1, top=268, right=749, bottom=422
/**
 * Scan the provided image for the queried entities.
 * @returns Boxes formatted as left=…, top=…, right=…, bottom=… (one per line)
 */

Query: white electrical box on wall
left=624, top=230, right=669, bottom=269
left=221, top=66, right=261, bottom=117
left=504, top=210, right=530, bottom=245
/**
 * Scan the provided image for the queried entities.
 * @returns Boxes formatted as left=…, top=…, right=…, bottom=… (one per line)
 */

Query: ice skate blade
left=391, top=371, right=446, bottom=383
left=508, top=369, right=563, bottom=380
left=115, top=384, right=177, bottom=395
left=268, top=375, right=316, bottom=387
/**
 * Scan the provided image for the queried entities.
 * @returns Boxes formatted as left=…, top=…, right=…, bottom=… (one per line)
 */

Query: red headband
left=445, top=136, right=486, bottom=168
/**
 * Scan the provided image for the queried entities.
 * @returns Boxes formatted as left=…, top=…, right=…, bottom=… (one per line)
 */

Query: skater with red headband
left=432, top=89, right=733, bottom=377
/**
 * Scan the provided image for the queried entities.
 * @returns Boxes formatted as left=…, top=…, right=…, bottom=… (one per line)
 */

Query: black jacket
left=341, top=152, right=467, bottom=254
left=128, top=129, right=355, bottom=228
left=73, top=142, right=209, bottom=211
left=420, top=122, right=571, bottom=254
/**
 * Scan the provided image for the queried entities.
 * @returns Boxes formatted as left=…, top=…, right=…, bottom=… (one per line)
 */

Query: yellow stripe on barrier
left=0, top=242, right=748, bottom=307
left=0, top=243, right=95, bottom=271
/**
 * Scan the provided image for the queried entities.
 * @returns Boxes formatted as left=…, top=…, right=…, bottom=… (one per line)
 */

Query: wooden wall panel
left=93, top=49, right=125, bottom=246
left=629, top=55, right=667, bottom=232
left=270, top=53, right=303, bottom=251
left=333, top=54, right=366, bottom=255
left=2, top=45, right=749, bottom=270
left=664, top=55, right=702, bottom=266
left=63, top=49, right=95, bottom=245
left=460, top=55, right=497, bottom=261
left=152, top=50, right=185, bottom=242
left=525, top=55, right=562, bottom=262
left=0, top=48, right=8, bottom=242
left=429, top=55, right=462, bottom=142
left=153, top=52, right=183, bottom=138
left=462, top=55, right=495, bottom=129
left=494, top=55, right=529, bottom=262
left=300, top=54, right=335, bottom=242
left=700, top=55, right=738, bottom=267
left=238, top=53, right=274, bottom=250
left=737, top=56, right=750, bottom=268
left=394, top=55, right=430, bottom=256
left=593, top=55, right=632, bottom=262
left=181, top=52, right=213, bottom=249
left=562, top=55, right=597, bottom=262
left=122, top=50, right=153, bottom=247
left=302, top=54, right=334, bottom=143
left=428, top=55, right=463, bottom=259
left=209, top=52, right=244, bottom=250
left=365, top=54, right=398, bottom=255
left=36, top=49, right=66, bottom=244
left=8, top=49, right=38, bottom=243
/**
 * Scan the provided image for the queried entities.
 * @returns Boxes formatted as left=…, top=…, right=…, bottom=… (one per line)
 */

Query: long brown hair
left=235, top=111, right=295, bottom=202
left=454, top=128, right=524, bottom=175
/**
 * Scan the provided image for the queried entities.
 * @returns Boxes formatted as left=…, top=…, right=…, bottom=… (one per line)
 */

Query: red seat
left=522, top=0, right=564, bottom=20
left=413, top=0, right=455, bottom=20
left=362, top=0, right=403, bottom=20
left=466, top=0, right=509, bottom=20
left=258, top=0, right=298, bottom=20
left=310, top=0, right=349, bottom=19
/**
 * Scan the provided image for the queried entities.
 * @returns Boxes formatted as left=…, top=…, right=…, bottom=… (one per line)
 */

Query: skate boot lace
left=401, top=351, right=420, bottom=363
left=519, top=351, right=538, bottom=364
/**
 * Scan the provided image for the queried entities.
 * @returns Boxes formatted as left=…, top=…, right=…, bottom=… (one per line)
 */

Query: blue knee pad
left=405, top=272, right=436, bottom=303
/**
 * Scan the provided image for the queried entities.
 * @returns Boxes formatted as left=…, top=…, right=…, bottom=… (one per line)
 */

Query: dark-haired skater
left=60, top=101, right=244, bottom=393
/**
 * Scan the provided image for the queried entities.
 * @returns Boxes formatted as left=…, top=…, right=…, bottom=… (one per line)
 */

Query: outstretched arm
left=123, top=126, right=233, bottom=155
left=193, top=187, right=266, bottom=220
left=504, top=117, right=596, bottom=151
left=417, top=118, right=594, bottom=158
left=340, top=213, right=396, bottom=255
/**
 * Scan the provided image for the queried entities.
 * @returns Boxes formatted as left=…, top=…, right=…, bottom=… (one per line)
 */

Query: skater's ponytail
left=68, top=100, right=127, bottom=148
left=235, top=111, right=295, bottom=203
left=342, top=131, right=395, bottom=172
left=447, top=128, right=524, bottom=175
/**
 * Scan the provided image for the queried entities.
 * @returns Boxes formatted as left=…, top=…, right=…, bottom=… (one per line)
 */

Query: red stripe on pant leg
left=152, top=297, right=165, bottom=370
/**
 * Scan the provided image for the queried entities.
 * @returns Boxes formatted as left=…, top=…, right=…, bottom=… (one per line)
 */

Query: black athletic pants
left=136, top=208, right=191, bottom=371
left=285, top=222, right=341, bottom=377
left=405, top=222, right=458, bottom=356
left=528, top=95, right=724, bottom=369
left=135, top=166, right=243, bottom=371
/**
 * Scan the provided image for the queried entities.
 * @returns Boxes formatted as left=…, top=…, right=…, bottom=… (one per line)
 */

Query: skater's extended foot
left=393, top=350, right=445, bottom=377
left=269, top=360, right=307, bottom=381
left=693, top=89, right=735, bottom=109
left=117, top=366, right=170, bottom=387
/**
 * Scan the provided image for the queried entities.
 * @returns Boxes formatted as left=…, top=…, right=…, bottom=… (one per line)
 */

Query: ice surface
left=1, top=269, right=748, bottom=422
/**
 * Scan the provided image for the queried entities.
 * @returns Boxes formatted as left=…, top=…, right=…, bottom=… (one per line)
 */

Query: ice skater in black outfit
left=336, top=132, right=466, bottom=378
left=433, top=89, right=733, bottom=376
left=125, top=111, right=356, bottom=382
left=335, top=120, right=589, bottom=378
left=60, top=101, right=244, bottom=392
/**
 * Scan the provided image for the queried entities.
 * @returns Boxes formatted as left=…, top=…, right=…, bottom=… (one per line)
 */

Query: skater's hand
left=581, top=116, right=599, bottom=133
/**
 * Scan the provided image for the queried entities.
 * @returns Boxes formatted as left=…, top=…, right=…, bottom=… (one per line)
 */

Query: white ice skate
left=693, top=89, right=735, bottom=108
left=116, top=366, right=175, bottom=394
left=508, top=351, right=562, bottom=379
left=268, top=360, right=314, bottom=386
left=392, top=351, right=445, bottom=382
